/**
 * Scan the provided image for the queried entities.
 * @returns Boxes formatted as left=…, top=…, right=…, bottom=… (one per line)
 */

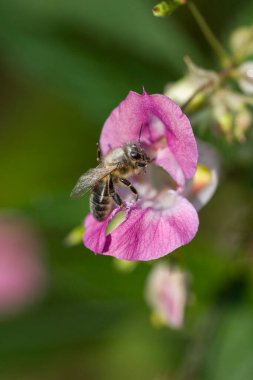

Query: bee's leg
left=96, top=142, right=102, bottom=162
left=119, top=178, right=138, bottom=201
left=109, top=176, right=124, bottom=207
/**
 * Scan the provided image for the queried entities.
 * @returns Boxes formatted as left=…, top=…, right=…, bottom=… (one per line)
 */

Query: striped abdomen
left=90, top=178, right=112, bottom=221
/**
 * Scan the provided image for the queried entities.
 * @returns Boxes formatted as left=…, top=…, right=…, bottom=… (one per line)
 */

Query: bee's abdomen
left=90, top=179, right=112, bottom=221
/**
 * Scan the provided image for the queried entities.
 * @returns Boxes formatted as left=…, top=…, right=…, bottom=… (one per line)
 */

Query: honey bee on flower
left=72, top=90, right=202, bottom=261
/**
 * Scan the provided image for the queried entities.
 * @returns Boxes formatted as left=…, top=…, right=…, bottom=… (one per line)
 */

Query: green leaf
left=204, top=307, right=253, bottom=380
left=0, top=0, right=202, bottom=123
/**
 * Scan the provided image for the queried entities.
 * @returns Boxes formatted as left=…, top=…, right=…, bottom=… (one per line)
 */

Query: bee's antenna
left=138, top=123, right=144, bottom=145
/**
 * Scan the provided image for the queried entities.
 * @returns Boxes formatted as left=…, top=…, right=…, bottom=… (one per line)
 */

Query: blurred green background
left=0, top=0, right=253, bottom=379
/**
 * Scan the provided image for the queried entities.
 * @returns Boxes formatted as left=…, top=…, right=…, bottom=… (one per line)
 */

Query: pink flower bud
left=145, top=263, right=188, bottom=329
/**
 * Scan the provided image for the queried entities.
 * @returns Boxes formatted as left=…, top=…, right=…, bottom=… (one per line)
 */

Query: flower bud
left=211, top=89, right=252, bottom=142
left=145, top=263, right=188, bottom=329
left=152, top=0, right=186, bottom=17
left=214, top=107, right=233, bottom=138
left=164, top=75, right=205, bottom=109
left=165, top=57, right=219, bottom=111
left=238, top=61, right=253, bottom=95
left=230, top=26, right=253, bottom=61
left=152, top=1, right=170, bottom=17
left=113, top=259, right=137, bottom=272
left=64, top=224, right=85, bottom=246
left=234, top=107, right=252, bottom=143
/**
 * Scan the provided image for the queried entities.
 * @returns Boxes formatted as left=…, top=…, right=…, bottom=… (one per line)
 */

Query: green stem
left=187, top=1, right=230, bottom=66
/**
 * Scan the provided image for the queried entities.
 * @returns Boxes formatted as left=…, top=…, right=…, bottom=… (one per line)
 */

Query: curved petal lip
left=84, top=193, right=199, bottom=261
left=99, top=91, right=198, bottom=184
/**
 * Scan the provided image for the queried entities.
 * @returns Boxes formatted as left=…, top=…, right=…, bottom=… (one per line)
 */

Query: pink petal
left=100, top=91, right=198, bottom=185
left=84, top=213, right=113, bottom=254
left=84, top=192, right=199, bottom=261
left=155, top=147, right=185, bottom=187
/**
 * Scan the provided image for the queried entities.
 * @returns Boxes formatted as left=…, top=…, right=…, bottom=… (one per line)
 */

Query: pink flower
left=83, top=90, right=200, bottom=261
left=0, top=215, right=47, bottom=316
left=145, top=263, right=188, bottom=329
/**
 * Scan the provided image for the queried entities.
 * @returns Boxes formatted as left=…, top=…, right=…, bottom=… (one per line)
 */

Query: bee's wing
left=70, top=165, right=117, bottom=200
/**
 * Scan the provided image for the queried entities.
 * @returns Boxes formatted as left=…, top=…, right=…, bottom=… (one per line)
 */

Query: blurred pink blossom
left=145, top=263, right=188, bottom=329
left=0, top=215, right=47, bottom=316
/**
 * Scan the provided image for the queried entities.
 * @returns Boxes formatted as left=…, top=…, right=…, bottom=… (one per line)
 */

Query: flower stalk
left=187, top=1, right=230, bottom=66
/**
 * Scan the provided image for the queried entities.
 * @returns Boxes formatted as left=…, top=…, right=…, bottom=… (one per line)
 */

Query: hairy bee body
left=102, top=148, right=133, bottom=177
left=90, top=178, right=112, bottom=221
left=70, top=141, right=150, bottom=222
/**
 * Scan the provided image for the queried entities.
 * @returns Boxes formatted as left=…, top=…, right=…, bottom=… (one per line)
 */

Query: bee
left=70, top=126, right=150, bottom=221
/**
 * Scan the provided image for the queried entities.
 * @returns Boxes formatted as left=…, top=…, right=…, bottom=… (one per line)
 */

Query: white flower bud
left=230, top=26, right=253, bottom=60
left=238, top=61, right=253, bottom=95
left=211, top=89, right=252, bottom=142
left=164, top=57, right=219, bottom=110
left=164, top=75, right=203, bottom=106
left=234, top=107, right=252, bottom=142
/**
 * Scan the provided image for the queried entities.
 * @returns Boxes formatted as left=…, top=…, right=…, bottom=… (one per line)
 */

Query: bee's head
left=125, top=142, right=150, bottom=168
